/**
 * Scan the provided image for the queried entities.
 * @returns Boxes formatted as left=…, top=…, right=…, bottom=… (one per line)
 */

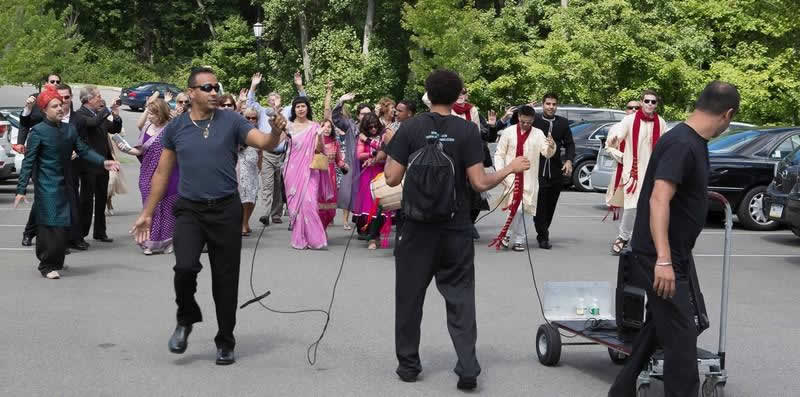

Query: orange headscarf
left=37, top=84, right=63, bottom=111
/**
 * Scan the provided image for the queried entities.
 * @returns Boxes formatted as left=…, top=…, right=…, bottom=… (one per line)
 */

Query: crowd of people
left=12, top=66, right=742, bottom=396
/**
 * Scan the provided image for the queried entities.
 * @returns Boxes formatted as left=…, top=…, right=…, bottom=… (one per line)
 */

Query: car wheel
left=129, top=106, right=141, bottom=111
left=572, top=160, right=596, bottom=192
left=736, top=186, right=780, bottom=231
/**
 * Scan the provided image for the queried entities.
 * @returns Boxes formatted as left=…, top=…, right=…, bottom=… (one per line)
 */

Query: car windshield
left=134, top=84, right=154, bottom=91
left=708, top=130, right=765, bottom=153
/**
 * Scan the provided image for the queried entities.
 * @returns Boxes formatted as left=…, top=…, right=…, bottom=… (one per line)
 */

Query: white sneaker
left=143, top=248, right=153, bottom=255
left=165, top=245, right=174, bottom=254
left=45, top=271, right=60, bottom=279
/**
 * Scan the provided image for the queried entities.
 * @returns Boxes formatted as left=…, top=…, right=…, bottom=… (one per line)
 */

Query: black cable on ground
left=246, top=223, right=356, bottom=365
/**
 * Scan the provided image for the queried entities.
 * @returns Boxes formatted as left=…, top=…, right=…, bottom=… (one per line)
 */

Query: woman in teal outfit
left=14, top=85, right=119, bottom=279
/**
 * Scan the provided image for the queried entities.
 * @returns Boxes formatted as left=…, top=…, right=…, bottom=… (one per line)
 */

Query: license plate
left=770, top=204, right=784, bottom=219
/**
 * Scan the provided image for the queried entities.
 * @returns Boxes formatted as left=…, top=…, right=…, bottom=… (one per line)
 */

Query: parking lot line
left=0, top=224, right=24, bottom=227
left=0, top=247, right=32, bottom=251
left=695, top=254, right=800, bottom=257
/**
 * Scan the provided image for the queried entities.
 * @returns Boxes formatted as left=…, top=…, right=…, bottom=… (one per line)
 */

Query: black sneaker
left=259, top=215, right=270, bottom=226
left=457, top=376, right=477, bottom=391
left=397, top=372, right=418, bottom=383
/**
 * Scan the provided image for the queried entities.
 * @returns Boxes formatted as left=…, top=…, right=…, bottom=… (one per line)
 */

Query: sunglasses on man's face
left=49, top=80, right=60, bottom=84
left=245, top=116, right=258, bottom=121
left=177, top=100, right=190, bottom=105
left=62, top=96, right=71, bottom=100
left=221, top=103, right=235, bottom=108
left=627, top=105, right=640, bottom=110
left=191, top=83, right=221, bottom=93
left=643, top=99, right=658, bottom=105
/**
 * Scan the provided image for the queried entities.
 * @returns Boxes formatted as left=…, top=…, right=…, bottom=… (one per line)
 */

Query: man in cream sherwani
left=605, top=90, right=667, bottom=255
left=493, top=105, right=556, bottom=251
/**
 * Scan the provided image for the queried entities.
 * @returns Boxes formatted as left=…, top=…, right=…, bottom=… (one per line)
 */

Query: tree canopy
left=1, top=0, right=797, bottom=125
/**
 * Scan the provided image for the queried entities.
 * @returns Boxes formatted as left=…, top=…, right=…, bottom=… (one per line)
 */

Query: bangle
left=655, top=261, right=672, bottom=267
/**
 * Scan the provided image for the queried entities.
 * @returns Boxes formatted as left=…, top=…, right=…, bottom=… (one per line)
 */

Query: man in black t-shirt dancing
left=384, top=70, right=530, bottom=391
left=609, top=81, right=740, bottom=397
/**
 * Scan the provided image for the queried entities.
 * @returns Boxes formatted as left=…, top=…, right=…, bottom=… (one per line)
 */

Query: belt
left=182, top=193, right=236, bottom=206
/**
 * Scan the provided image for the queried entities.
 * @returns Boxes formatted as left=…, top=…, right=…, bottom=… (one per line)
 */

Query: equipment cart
left=535, top=192, right=733, bottom=397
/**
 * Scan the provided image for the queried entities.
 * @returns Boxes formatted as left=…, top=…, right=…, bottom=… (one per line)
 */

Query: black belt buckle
left=193, top=193, right=234, bottom=206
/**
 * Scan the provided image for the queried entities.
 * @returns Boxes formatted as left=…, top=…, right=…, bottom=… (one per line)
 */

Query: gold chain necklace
left=190, top=111, right=214, bottom=139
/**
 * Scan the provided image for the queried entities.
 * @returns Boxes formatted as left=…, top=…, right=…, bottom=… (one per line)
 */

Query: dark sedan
left=783, top=182, right=800, bottom=237
left=707, top=127, right=800, bottom=230
left=567, top=121, right=619, bottom=192
left=120, top=82, right=181, bottom=111
left=765, top=146, right=800, bottom=233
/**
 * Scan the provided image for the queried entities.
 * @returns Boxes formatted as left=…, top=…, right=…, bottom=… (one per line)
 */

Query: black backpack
left=402, top=114, right=458, bottom=223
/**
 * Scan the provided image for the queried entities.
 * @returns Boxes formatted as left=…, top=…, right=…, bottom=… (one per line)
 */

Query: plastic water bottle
left=576, top=298, right=585, bottom=316
left=590, top=298, right=600, bottom=316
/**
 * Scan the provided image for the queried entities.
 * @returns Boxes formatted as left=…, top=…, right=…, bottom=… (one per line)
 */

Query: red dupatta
left=489, top=123, right=530, bottom=250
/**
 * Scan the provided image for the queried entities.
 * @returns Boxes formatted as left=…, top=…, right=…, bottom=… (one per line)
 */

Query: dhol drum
left=370, top=172, right=403, bottom=211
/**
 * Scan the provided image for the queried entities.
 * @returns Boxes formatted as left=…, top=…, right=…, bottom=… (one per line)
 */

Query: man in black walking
left=609, top=81, right=740, bottom=397
left=131, top=67, right=284, bottom=366
left=384, top=69, right=530, bottom=391
left=532, top=93, right=574, bottom=249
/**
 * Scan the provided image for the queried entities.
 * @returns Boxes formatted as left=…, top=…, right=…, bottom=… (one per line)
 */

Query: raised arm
left=332, top=93, right=356, bottom=132
left=245, top=114, right=286, bottom=151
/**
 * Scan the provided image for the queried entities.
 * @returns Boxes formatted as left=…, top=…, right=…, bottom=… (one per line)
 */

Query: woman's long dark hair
left=289, top=96, right=313, bottom=121
left=321, top=119, right=336, bottom=138
left=359, top=112, right=382, bottom=138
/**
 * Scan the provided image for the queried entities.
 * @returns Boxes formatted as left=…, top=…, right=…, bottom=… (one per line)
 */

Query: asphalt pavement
left=1, top=85, right=799, bottom=396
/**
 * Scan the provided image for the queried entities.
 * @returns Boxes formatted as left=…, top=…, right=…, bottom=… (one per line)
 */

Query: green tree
left=0, top=0, right=85, bottom=88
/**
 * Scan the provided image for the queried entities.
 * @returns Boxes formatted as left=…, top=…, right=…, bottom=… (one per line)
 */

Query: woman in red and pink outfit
left=318, top=119, right=348, bottom=229
left=352, top=113, right=389, bottom=249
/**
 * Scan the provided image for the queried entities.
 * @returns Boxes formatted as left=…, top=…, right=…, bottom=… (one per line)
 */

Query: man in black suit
left=74, top=85, right=122, bottom=243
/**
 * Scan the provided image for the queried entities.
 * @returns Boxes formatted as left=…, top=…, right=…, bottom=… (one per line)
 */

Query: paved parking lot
left=1, top=85, right=799, bottom=396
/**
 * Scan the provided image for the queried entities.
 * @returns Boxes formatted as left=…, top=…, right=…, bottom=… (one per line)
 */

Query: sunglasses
left=221, top=103, right=235, bottom=108
left=177, top=100, right=190, bottom=105
left=245, top=116, right=258, bottom=121
left=626, top=106, right=640, bottom=110
left=62, top=95, right=71, bottom=100
left=191, top=83, right=221, bottom=93
left=643, top=99, right=658, bottom=105
left=49, top=80, right=61, bottom=84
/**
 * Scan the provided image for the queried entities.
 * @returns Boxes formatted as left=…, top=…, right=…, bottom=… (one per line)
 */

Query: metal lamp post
left=253, top=22, right=264, bottom=71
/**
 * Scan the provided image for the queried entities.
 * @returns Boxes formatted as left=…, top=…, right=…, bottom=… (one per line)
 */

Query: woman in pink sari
left=318, top=119, right=348, bottom=229
left=283, top=97, right=334, bottom=249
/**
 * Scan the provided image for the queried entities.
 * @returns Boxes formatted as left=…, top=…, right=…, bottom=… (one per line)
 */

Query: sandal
left=611, top=237, right=628, bottom=256
left=367, top=240, right=378, bottom=250
left=343, top=223, right=352, bottom=231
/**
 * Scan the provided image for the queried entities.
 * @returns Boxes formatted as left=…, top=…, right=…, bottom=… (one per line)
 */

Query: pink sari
left=284, top=123, right=334, bottom=249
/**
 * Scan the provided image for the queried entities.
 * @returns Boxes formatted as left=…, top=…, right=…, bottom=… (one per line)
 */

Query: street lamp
left=253, top=22, right=264, bottom=71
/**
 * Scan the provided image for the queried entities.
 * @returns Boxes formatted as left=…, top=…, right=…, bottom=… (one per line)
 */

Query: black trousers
left=172, top=194, right=242, bottom=350
left=354, top=214, right=385, bottom=240
left=79, top=171, right=109, bottom=238
left=533, top=182, right=561, bottom=242
left=36, top=225, right=68, bottom=275
left=609, top=256, right=700, bottom=397
left=394, top=221, right=481, bottom=379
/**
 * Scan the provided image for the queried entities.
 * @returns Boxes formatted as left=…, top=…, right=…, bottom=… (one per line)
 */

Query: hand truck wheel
left=636, top=383, right=650, bottom=397
left=535, top=324, right=562, bottom=366
left=702, top=378, right=726, bottom=397
left=608, top=347, right=628, bottom=365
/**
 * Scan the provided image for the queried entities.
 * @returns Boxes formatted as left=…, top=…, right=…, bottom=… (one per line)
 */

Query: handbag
left=310, top=153, right=329, bottom=170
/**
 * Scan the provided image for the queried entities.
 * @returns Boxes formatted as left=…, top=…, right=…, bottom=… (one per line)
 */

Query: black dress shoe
left=216, top=348, right=235, bottom=365
left=538, top=240, right=552, bottom=250
left=94, top=236, right=114, bottom=243
left=168, top=325, right=192, bottom=354
left=259, top=215, right=270, bottom=226
left=396, top=370, right=418, bottom=383
left=70, top=240, right=89, bottom=251
left=457, top=376, right=477, bottom=391
left=21, top=236, right=33, bottom=246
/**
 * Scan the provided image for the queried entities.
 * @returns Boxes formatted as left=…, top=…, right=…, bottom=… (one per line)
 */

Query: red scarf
left=612, top=109, right=661, bottom=199
left=489, top=123, right=529, bottom=250
left=452, top=102, right=473, bottom=121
